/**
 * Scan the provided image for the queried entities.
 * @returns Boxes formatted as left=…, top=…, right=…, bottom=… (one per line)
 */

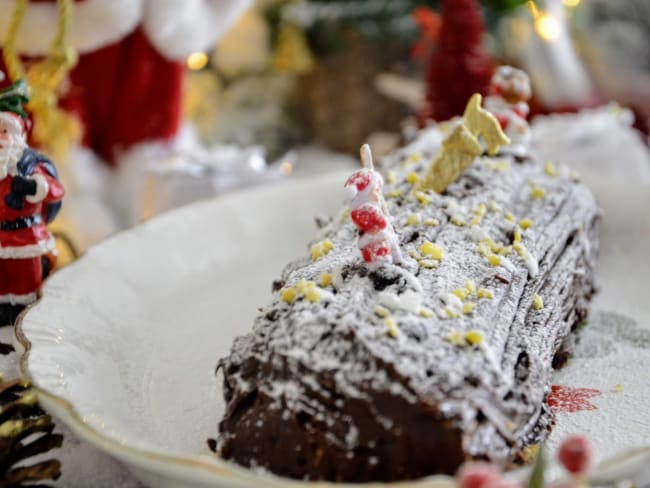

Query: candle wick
left=360, top=144, right=374, bottom=170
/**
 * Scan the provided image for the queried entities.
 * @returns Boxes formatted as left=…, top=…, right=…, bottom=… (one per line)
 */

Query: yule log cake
left=215, top=89, right=600, bottom=481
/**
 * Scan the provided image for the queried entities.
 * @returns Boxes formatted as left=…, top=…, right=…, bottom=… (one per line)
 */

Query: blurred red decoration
left=419, top=0, right=494, bottom=124
left=411, top=6, right=441, bottom=61
left=558, top=435, right=594, bottom=476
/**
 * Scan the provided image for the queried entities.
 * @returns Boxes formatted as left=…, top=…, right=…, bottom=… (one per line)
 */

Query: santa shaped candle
left=483, top=66, right=532, bottom=153
left=344, top=144, right=402, bottom=265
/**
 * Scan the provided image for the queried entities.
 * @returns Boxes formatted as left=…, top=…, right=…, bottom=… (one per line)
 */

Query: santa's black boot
left=0, top=304, right=25, bottom=327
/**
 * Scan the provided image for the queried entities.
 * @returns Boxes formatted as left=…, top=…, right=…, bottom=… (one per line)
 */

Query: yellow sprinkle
left=374, top=305, right=390, bottom=318
left=488, top=200, right=502, bottom=213
left=504, top=213, right=515, bottom=222
left=310, top=239, right=334, bottom=260
left=452, top=288, right=469, bottom=300
left=519, top=218, right=533, bottom=230
left=281, top=287, right=297, bottom=304
left=406, top=172, right=420, bottom=184
left=514, top=229, right=522, bottom=243
left=386, top=317, right=399, bottom=338
left=513, top=242, right=525, bottom=254
left=414, top=190, right=433, bottom=206
left=386, top=189, right=404, bottom=199
left=530, top=186, right=546, bottom=199
left=386, top=171, right=397, bottom=184
left=341, top=207, right=351, bottom=222
left=451, top=216, right=466, bottom=226
left=420, top=241, right=444, bottom=260
left=469, top=215, right=482, bottom=227
left=465, top=279, right=476, bottom=294
left=408, top=249, right=422, bottom=260
left=477, top=288, right=494, bottom=299
left=304, top=286, right=321, bottom=303
left=473, top=203, right=487, bottom=216
left=477, top=242, right=491, bottom=258
left=533, top=293, right=544, bottom=310
left=462, top=302, right=476, bottom=315
left=480, top=236, right=496, bottom=247
left=296, top=279, right=309, bottom=293
left=407, top=214, right=421, bottom=226
left=319, top=272, right=333, bottom=288
left=465, top=330, right=485, bottom=346
left=487, top=254, right=501, bottom=266
left=613, top=383, right=624, bottom=393
left=419, top=308, right=435, bottom=318
left=418, top=259, right=438, bottom=269
left=446, top=330, right=466, bottom=347
left=424, top=218, right=439, bottom=227
left=498, top=245, right=513, bottom=256
left=544, top=161, right=557, bottom=176
left=406, top=153, right=422, bottom=164
left=495, top=160, right=509, bottom=171
left=445, top=306, right=459, bottom=319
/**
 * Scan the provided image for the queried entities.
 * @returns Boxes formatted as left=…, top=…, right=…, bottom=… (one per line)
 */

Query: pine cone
left=0, top=378, right=62, bottom=487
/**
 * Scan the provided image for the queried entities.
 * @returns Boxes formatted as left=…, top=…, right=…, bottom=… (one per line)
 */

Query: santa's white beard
left=0, top=143, right=25, bottom=180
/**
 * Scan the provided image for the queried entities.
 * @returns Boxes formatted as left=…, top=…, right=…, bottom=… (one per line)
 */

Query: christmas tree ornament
left=484, top=65, right=532, bottom=155
left=0, top=78, right=64, bottom=326
left=420, top=0, right=494, bottom=124
left=0, top=376, right=62, bottom=486
left=345, top=144, right=402, bottom=265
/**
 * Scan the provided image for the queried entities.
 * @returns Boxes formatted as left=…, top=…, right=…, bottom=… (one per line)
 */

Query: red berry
left=558, top=435, right=593, bottom=475
left=456, top=462, right=503, bottom=488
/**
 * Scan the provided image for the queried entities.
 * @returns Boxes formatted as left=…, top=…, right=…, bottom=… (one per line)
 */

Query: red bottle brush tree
left=420, top=0, right=494, bottom=124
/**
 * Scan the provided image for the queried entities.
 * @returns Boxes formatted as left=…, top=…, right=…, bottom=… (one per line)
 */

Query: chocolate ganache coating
left=216, top=128, right=600, bottom=482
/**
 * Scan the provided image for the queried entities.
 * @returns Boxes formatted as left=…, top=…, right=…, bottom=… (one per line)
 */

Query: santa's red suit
left=0, top=148, right=64, bottom=305
left=0, top=0, right=250, bottom=164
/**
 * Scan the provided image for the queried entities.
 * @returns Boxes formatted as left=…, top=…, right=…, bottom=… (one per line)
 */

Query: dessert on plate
left=215, top=68, right=601, bottom=482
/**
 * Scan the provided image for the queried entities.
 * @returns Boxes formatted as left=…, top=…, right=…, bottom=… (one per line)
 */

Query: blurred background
left=1, top=0, right=649, bottom=265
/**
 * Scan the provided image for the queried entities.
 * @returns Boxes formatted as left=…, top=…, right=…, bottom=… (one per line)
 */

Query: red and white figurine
left=344, top=144, right=402, bottom=265
left=484, top=66, right=532, bottom=154
left=0, top=79, right=64, bottom=324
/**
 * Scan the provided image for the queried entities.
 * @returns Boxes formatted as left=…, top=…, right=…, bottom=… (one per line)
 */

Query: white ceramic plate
left=15, top=169, right=650, bottom=488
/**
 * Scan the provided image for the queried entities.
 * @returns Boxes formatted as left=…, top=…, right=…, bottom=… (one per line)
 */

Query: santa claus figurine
left=344, top=145, right=402, bottom=265
left=483, top=66, right=532, bottom=155
left=0, top=79, right=64, bottom=325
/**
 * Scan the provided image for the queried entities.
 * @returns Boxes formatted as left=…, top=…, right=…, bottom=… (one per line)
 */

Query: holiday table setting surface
left=4, top=112, right=650, bottom=487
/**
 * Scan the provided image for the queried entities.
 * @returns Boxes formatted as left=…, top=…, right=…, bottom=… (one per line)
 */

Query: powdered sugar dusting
left=218, top=124, right=600, bottom=472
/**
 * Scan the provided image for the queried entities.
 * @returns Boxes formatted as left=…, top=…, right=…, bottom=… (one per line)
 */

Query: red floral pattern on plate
left=548, top=385, right=602, bottom=413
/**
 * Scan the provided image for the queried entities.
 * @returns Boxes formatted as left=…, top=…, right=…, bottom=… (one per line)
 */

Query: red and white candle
left=344, top=144, right=402, bottom=265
